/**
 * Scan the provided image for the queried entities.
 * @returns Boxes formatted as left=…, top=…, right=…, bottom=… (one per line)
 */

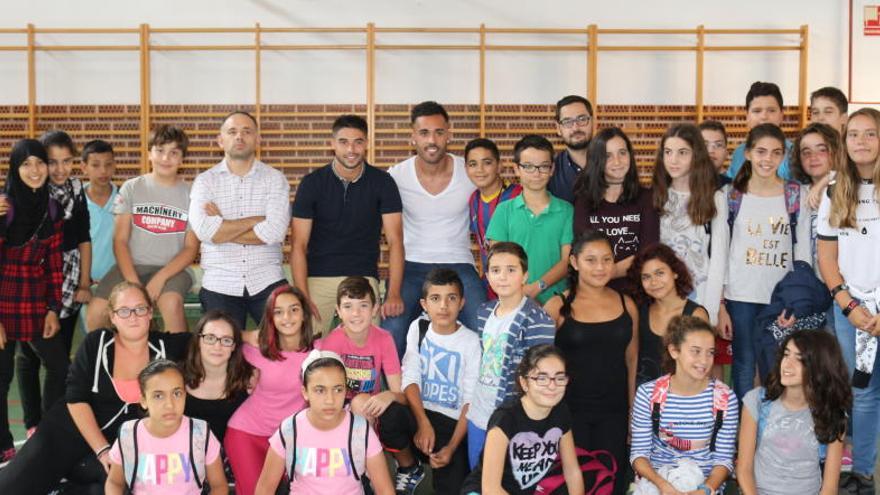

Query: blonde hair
left=830, top=108, right=880, bottom=229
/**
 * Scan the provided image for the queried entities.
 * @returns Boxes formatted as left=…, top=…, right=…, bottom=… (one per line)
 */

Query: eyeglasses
left=518, top=163, right=553, bottom=174
left=112, top=305, right=150, bottom=319
left=527, top=374, right=570, bottom=387
left=558, top=114, right=591, bottom=129
left=200, top=333, right=235, bottom=347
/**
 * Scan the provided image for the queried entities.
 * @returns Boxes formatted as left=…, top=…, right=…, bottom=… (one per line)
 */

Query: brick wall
left=0, top=103, right=803, bottom=273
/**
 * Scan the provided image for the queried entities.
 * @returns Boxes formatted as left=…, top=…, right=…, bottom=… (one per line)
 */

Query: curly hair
left=764, top=330, right=851, bottom=444
left=661, top=315, right=716, bottom=374
left=626, top=243, right=694, bottom=305
left=183, top=310, right=254, bottom=400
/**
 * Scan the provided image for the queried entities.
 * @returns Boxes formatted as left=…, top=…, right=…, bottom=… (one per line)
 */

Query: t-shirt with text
left=113, top=175, right=191, bottom=266
left=269, top=410, right=382, bottom=495
left=108, top=418, right=220, bottom=495
left=318, top=325, right=401, bottom=399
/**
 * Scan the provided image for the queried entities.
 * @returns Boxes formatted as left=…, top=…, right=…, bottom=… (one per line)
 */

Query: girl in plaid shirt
left=0, top=139, right=65, bottom=462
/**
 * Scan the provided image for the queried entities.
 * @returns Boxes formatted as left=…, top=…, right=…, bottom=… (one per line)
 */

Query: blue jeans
left=199, top=279, right=288, bottom=331
left=381, top=261, right=486, bottom=358
left=727, top=300, right=772, bottom=401
left=466, top=420, right=487, bottom=470
left=833, top=304, right=880, bottom=476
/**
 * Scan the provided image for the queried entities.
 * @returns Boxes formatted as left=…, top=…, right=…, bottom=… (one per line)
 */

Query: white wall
left=0, top=0, right=858, bottom=106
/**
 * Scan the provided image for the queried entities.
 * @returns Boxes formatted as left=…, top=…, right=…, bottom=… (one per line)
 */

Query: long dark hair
left=626, top=243, right=694, bottom=305
left=732, top=123, right=787, bottom=193
left=764, top=330, right=851, bottom=444
left=574, top=127, right=641, bottom=212
left=652, top=123, right=718, bottom=224
left=560, top=230, right=613, bottom=319
left=183, top=310, right=253, bottom=400
left=258, top=284, right=315, bottom=360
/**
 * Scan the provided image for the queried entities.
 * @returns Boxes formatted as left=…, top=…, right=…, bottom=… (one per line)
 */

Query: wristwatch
left=830, top=283, right=849, bottom=297
left=537, top=279, right=547, bottom=291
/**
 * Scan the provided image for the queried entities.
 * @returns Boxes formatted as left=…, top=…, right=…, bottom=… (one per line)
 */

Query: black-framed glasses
left=200, top=333, right=235, bottom=347
left=558, top=114, right=591, bottom=129
left=518, top=163, right=553, bottom=174
left=527, top=374, right=570, bottom=387
left=112, top=305, right=150, bottom=319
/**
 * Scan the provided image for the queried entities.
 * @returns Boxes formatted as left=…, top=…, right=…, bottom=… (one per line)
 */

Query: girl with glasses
left=462, top=344, right=584, bottom=494
left=0, top=280, right=191, bottom=493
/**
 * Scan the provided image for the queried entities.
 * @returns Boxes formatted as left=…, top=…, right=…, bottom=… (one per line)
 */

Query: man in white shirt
left=384, top=101, right=486, bottom=356
left=189, top=111, right=290, bottom=329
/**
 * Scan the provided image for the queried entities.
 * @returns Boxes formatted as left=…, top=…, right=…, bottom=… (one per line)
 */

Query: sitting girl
left=463, top=344, right=584, bottom=494
left=736, top=330, right=850, bottom=495
left=105, top=359, right=227, bottom=494
left=254, top=349, right=393, bottom=495
left=630, top=316, right=738, bottom=495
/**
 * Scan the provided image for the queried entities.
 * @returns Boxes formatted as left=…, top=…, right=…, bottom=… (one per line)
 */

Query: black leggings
left=16, top=309, right=77, bottom=428
left=0, top=401, right=105, bottom=495
left=570, top=410, right=629, bottom=495
left=378, top=402, right=470, bottom=494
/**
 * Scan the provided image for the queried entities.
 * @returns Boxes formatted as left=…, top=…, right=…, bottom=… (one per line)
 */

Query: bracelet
left=697, top=484, right=713, bottom=495
left=94, top=444, right=111, bottom=458
left=843, top=299, right=861, bottom=317
left=830, top=284, right=848, bottom=297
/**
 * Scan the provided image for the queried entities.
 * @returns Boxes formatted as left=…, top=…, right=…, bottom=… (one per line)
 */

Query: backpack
left=278, top=410, right=370, bottom=483
left=650, top=374, right=731, bottom=452
left=118, top=417, right=210, bottom=492
left=727, top=181, right=801, bottom=259
left=417, top=318, right=431, bottom=349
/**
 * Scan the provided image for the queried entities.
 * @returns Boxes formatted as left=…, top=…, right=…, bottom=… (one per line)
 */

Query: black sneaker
left=842, top=473, right=876, bottom=495
left=394, top=461, right=426, bottom=495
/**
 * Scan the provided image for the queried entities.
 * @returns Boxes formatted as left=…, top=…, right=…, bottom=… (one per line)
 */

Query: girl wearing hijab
left=0, top=139, right=66, bottom=462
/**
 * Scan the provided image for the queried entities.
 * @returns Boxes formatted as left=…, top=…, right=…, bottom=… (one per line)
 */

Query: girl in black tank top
left=544, top=231, right=638, bottom=495
left=627, top=244, right=710, bottom=385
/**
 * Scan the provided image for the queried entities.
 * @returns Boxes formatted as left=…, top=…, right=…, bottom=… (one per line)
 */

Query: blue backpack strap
left=756, top=387, right=771, bottom=445
left=119, top=418, right=142, bottom=491
left=783, top=181, right=800, bottom=259
left=727, top=187, right=743, bottom=236
left=189, top=417, right=209, bottom=489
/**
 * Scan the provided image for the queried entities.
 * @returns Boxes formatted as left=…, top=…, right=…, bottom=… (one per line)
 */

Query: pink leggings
left=224, top=427, right=271, bottom=495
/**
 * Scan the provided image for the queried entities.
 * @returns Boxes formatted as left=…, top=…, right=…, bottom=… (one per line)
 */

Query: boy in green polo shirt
left=485, top=135, right=573, bottom=303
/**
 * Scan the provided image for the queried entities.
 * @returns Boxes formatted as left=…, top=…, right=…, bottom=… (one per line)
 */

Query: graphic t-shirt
left=318, top=325, right=401, bottom=399
left=227, top=343, right=309, bottom=436
left=400, top=321, right=482, bottom=420
left=113, top=175, right=191, bottom=266
left=108, top=418, right=221, bottom=495
left=473, top=399, right=572, bottom=494
left=269, top=411, right=382, bottom=495
left=816, top=183, right=880, bottom=292
left=573, top=187, right=660, bottom=263
left=468, top=299, right=522, bottom=429
left=743, top=388, right=821, bottom=495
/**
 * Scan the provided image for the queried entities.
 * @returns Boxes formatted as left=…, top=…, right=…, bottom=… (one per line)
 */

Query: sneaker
left=841, top=473, right=875, bottom=495
left=0, top=447, right=15, bottom=468
left=26, top=426, right=37, bottom=440
left=394, top=461, right=426, bottom=495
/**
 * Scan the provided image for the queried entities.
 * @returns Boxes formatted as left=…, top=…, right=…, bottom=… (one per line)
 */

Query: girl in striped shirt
left=630, top=316, right=738, bottom=495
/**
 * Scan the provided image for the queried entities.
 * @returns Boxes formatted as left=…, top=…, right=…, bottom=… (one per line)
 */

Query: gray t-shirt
left=743, top=388, right=821, bottom=495
left=113, top=175, right=191, bottom=266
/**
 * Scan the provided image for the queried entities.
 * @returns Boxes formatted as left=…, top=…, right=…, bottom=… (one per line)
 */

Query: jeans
left=833, top=304, right=880, bottom=477
left=199, top=279, right=288, bottom=331
left=727, top=300, right=772, bottom=401
left=466, top=420, right=487, bottom=470
left=381, top=261, right=486, bottom=358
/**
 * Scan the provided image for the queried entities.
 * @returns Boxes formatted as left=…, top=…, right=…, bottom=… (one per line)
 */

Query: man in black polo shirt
left=549, top=95, right=594, bottom=203
left=290, top=114, right=404, bottom=335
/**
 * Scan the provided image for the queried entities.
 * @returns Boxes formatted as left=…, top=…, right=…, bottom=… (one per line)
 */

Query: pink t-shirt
left=109, top=417, right=221, bottom=495
left=268, top=410, right=382, bottom=495
left=227, top=343, right=309, bottom=436
left=317, top=325, right=401, bottom=399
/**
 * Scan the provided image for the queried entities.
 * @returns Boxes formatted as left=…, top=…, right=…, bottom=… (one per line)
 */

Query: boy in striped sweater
left=464, top=242, right=556, bottom=469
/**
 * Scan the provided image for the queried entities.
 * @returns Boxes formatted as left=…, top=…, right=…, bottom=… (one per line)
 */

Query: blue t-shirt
left=85, top=183, right=118, bottom=281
